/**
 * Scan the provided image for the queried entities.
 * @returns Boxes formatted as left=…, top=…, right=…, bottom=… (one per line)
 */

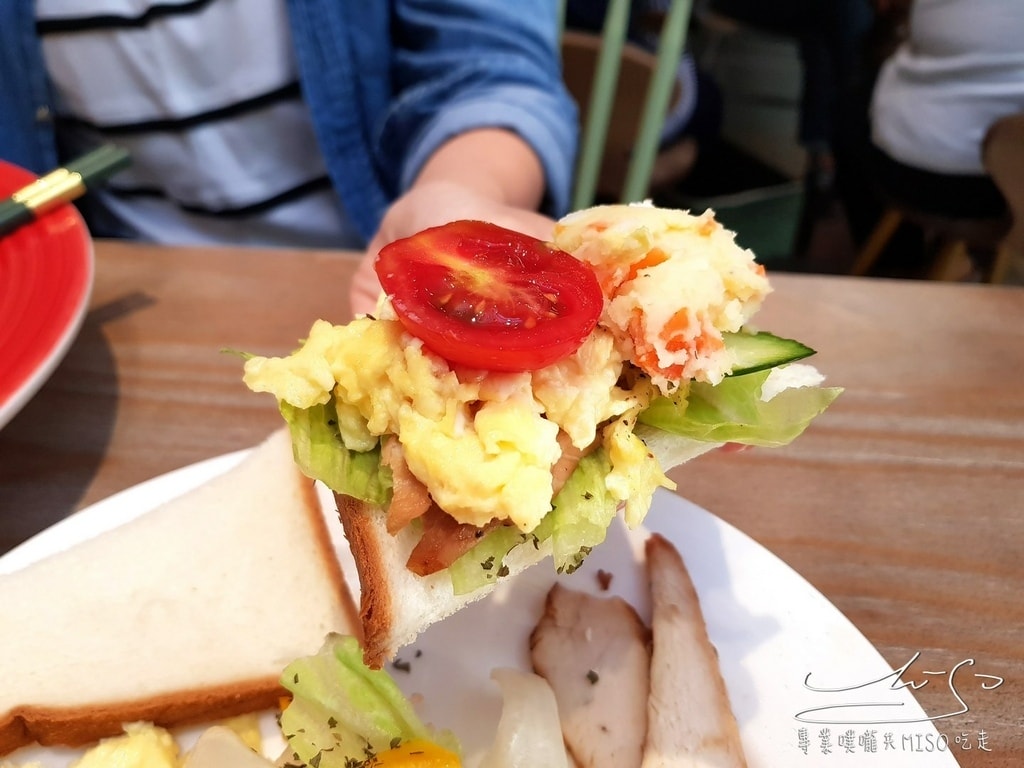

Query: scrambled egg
left=244, top=204, right=770, bottom=533
left=10, top=716, right=268, bottom=768
left=69, top=723, right=178, bottom=768
left=245, top=318, right=649, bottom=532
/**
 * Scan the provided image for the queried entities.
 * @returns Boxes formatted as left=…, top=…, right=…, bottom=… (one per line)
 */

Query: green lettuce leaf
left=279, top=399, right=391, bottom=506
left=279, top=634, right=460, bottom=768
left=448, top=450, right=616, bottom=593
left=448, top=525, right=530, bottom=596
left=638, top=368, right=842, bottom=447
left=541, top=448, right=618, bottom=574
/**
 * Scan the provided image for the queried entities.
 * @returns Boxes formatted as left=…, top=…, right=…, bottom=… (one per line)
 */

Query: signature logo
left=795, top=651, right=1004, bottom=725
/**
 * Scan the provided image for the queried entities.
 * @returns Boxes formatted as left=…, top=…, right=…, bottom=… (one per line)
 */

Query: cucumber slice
left=723, top=331, right=816, bottom=376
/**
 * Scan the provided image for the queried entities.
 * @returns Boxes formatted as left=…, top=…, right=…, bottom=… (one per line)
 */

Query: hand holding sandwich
left=353, top=128, right=556, bottom=317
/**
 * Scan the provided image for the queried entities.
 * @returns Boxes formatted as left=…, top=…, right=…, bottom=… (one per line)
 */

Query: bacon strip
left=380, top=437, right=431, bottom=535
left=406, top=505, right=505, bottom=576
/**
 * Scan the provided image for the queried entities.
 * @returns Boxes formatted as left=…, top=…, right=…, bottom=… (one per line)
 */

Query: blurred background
left=562, top=0, right=1023, bottom=284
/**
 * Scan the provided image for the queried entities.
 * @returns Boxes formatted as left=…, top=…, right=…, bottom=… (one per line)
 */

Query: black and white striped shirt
left=36, top=0, right=360, bottom=248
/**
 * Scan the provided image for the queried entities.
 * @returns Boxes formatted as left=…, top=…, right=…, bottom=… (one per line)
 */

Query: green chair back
left=564, top=0, right=694, bottom=210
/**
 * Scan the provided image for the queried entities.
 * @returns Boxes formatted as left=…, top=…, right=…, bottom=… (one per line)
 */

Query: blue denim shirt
left=0, top=0, right=578, bottom=242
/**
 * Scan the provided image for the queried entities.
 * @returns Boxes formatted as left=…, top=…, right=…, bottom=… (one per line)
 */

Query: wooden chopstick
left=0, top=145, right=131, bottom=238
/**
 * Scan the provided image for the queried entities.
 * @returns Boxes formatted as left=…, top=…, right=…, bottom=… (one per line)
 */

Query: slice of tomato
left=375, top=220, right=603, bottom=372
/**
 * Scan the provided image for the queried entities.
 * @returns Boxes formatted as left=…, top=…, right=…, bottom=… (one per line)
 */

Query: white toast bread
left=335, top=493, right=552, bottom=669
left=0, top=429, right=359, bottom=756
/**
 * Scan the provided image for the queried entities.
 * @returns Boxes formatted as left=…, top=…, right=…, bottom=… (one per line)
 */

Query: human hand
left=349, top=180, right=556, bottom=318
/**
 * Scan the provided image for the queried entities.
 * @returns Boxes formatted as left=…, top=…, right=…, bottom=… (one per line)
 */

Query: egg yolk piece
left=70, top=723, right=179, bottom=768
left=373, top=738, right=462, bottom=767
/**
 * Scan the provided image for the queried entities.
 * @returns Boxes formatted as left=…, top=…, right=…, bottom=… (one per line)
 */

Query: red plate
left=0, top=159, right=94, bottom=429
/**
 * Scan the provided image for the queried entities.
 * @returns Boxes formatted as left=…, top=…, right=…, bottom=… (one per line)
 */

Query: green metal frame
left=567, top=0, right=694, bottom=210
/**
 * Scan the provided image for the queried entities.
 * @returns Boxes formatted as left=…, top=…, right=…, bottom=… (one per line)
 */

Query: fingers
left=351, top=183, right=559, bottom=319
left=349, top=251, right=382, bottom=319
left=718, top=443, right=750, bottom=454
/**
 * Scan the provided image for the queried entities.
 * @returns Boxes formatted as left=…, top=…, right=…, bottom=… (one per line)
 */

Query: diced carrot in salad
left=553, top=203, right=771, bottom=393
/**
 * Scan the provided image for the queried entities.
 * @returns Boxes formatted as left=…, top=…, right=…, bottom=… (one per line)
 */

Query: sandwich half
left=0, top=429, right=358, bottom=755
left=244, top=203, right=841, bottom=667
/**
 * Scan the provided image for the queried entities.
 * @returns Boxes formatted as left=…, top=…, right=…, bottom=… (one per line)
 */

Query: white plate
left=1, top=453, right=959, bottom=767
left=0, top=160, right=94, bottom=431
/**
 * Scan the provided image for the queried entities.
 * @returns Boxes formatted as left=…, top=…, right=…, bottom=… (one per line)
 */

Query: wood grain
left=1, top=241, right=1021, bottom=765
left=669, top=276, right=1024, bottom=767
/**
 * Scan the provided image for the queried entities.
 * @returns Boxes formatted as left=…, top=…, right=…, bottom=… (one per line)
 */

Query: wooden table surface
left=1, top=240, right=1021, bottom=766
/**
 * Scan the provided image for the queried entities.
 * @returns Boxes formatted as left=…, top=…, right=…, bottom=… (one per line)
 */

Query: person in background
left=0, top=0, right=578, bottom=316
left=701, top=0, right=884, bottom=272
left=983, top=114, right=1024, bottom=284
left=868, top=0, right=1024, bottom=228
left=830, top=0, right=1024, bottom=280
left=705, top=0, right=877, bottom=203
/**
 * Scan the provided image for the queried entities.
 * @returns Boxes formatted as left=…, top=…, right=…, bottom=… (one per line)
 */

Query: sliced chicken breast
left=530, top=582, right=651, bottom=768
left=642, top=534, right=747, bottom=768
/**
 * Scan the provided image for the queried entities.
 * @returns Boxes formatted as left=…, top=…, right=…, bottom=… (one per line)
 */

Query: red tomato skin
left=375, top=220, right=603, bottom=372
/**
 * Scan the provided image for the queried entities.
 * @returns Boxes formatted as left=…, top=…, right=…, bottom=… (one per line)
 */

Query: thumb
left=349, top=244, right=383, bottom=319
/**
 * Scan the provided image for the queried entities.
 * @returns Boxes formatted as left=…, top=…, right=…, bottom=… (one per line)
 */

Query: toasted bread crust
left=301, top=477, right=361, bottom=636
left=0, top=678, right=282, bottom=754
left=334, top=493, right=393, bottom=668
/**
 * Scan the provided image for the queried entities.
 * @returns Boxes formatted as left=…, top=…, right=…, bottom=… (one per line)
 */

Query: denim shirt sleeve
left=382, top=0, right=579, bottom=216
left=0, top=0, right=60, bottom=174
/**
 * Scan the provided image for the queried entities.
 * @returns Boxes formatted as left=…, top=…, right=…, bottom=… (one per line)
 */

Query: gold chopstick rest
left=0, top=145, right=131, bottom=238
left=19, top=172, right=84, bottom=213
left=10, top=169, right=73, bottom=205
